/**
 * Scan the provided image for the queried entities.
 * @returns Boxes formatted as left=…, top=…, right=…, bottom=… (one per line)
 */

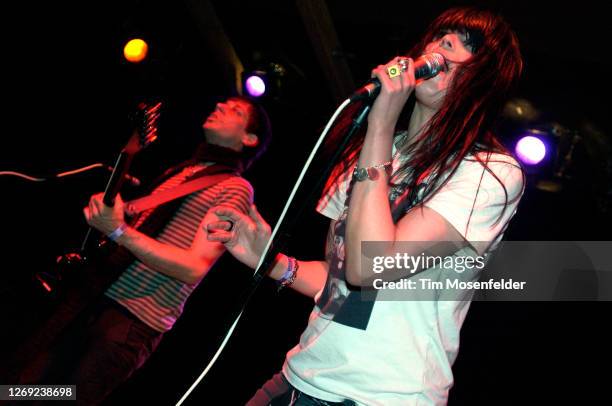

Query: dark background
left=1, top=0, right=610, bottom=405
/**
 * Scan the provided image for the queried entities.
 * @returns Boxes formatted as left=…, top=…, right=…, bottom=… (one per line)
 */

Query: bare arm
left=266, top=220, right=335, bottom=298
left=345, top=58, right=466, bottom=286
left=206, top=206, right=334, bottom=299
left=84, top=193, right=225, bottom=285
left=114, top=211, right=226, bottom=285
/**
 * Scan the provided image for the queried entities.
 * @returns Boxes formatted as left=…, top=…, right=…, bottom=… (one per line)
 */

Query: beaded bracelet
left=353, top=160, right=392, bottom=182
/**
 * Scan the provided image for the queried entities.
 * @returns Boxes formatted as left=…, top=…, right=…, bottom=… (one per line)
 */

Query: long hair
left=323, top=7, right=524, bottom=223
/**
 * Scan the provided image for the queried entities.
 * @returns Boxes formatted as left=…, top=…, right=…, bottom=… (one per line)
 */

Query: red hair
left=323, top=7, right=525, bottom=224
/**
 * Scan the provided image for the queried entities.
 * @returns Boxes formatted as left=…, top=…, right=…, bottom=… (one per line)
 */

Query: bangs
left=429, top=8, right=496, bottom=53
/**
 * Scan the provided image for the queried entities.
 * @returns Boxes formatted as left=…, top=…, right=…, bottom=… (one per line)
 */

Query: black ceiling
left=1, top=0, right=609, bottom=171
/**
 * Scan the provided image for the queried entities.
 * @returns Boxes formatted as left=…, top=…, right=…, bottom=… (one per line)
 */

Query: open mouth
left=207, top=113, right=220, bottom=122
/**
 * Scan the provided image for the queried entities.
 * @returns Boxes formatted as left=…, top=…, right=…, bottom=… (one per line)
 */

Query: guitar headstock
left=125, top=101, right=162, bottom=154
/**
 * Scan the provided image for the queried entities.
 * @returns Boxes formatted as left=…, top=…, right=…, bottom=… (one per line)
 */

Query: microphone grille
left=415, top=52, right=446, bottom=79
left=427, top=52, right=446, bottom=71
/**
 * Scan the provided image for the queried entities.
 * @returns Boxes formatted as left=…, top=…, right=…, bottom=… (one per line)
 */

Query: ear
left=242, top=132, right=259, bottom=148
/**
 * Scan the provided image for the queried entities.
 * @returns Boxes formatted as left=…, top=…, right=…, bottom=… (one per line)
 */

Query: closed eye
left=229, top=104, right=245, bottom=116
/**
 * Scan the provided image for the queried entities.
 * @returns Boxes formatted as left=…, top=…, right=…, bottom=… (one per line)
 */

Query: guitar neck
left=80, top=149, right=135, bottom=252
left=78, top=101, right=160, bottom=253
left=102, top=150, right=135, bottom=207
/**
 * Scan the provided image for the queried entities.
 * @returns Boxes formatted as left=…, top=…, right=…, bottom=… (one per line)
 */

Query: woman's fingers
left=400, top=57, right=415, bottom=89
left=206, top=220, right=233, bottom=232
left=248, top=204, right=269, bottom=232
left=372, top=57, right=417, bottom=94
left=372, top=63, right=394, bottom=91
left=213, top=206, right=244, bottom=222
left=206, top=230, right=232, bottom=243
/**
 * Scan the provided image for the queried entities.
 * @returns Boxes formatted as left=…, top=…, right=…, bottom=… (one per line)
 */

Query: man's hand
left=83, top=193, right=126, bottom=235
left=205, top=204, right=271, bottom=269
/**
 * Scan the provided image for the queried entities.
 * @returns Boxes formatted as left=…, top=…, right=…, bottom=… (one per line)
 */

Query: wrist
left=267, top=253, right=288, bottom=281
left=353, top=160, right=392, bottom=182
left=107, top=223, right=129, bottom=244
left=366, top=122, right=396, bottom=137
left=276, top=256, right=299, bottom=292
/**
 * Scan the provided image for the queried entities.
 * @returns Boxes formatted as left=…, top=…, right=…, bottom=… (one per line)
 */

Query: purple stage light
left=515, top=135, right=547, bottom=165
left=245, top=75, right=266, bottom=97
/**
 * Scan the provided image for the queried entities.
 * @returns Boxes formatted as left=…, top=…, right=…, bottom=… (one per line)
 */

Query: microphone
left=350, top=53, right=446, bottom=101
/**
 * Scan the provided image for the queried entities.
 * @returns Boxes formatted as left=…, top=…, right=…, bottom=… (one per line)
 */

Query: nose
left=439, top=35, right=453, bottom=50
left=216, top=102, right=227, bottom=113
left=426, top=34, right=452, bottom=53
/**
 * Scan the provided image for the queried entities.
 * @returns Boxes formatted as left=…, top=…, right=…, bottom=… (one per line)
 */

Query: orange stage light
left=123, top=38, right=148, bottom=63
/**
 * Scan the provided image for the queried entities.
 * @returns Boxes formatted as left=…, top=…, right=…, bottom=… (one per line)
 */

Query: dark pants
left=246, top=372, right=356, bottom=406
left=14, top=296, right=163, bottom=406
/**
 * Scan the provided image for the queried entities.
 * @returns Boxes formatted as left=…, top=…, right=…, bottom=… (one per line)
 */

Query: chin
left=416, top=84, right=445, bottom=108
left=203, top=128, right=218, bottom=143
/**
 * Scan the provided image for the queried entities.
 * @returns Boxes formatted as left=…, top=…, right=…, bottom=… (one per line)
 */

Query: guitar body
left=5, top=268, right=118, bottom=383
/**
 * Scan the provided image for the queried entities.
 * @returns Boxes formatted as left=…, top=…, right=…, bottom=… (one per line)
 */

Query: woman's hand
left=367, top=56, right=416, bottom=133
left=205, top=204, right=271, bottom=269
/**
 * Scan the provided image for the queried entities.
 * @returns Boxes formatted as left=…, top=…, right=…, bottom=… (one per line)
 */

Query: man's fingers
left=92, top=197, right=105, bottom=212
left=83, top=207, right=91, bottom=222
left=89, top=199, right=100, bottom=217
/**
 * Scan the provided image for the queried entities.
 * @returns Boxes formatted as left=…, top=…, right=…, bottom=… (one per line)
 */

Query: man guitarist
left=10, top=96, right=272, bottom=405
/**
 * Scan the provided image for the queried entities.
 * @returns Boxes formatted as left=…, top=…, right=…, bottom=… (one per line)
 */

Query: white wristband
left=108, top=223, right=128, bottom=242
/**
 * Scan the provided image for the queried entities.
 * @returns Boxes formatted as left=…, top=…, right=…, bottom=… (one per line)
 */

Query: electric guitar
left=36, top=101, right=162, bottom=294
left=6, top=102, right=163, bottom=376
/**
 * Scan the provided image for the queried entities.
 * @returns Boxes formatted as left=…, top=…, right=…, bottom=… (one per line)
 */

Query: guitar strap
left=124, top=173, right=234, bottom=216
left=103, top=163, right=239, bottom=274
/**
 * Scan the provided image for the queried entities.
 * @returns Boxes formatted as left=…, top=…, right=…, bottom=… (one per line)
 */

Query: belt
left=289, top=388, right=356, bottom=406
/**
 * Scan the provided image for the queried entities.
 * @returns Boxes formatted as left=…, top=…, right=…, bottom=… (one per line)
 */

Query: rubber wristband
left=108, top=223, right=128, bottom=242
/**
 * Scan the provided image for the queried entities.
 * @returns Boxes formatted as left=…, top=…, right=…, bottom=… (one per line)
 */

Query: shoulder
left=217, top=176, right=254, bottom=198
left=462, top=151, right=521, bottom=171
left=209, top=176, right=254, bottom=213
left=193, top=175, right=254, bottom=200
left=219, top=175, right=253, bottom=191
left=458, top=151, right=524, bottom=194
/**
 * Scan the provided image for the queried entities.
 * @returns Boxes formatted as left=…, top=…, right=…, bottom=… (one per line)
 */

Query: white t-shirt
left=282, top=144, right=524, bottom=405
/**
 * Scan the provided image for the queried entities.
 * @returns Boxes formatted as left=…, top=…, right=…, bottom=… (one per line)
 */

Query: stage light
left=515, top=135, right=547, bottom=165
left=123, top=38, right=148, bottom=63
left=241, top=61, right=288, bottom=99
left=243, top=71, right=267, bottom=97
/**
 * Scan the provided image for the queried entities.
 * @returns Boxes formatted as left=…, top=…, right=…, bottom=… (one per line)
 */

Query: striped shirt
left=105, top=164, right=253, bottom=332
